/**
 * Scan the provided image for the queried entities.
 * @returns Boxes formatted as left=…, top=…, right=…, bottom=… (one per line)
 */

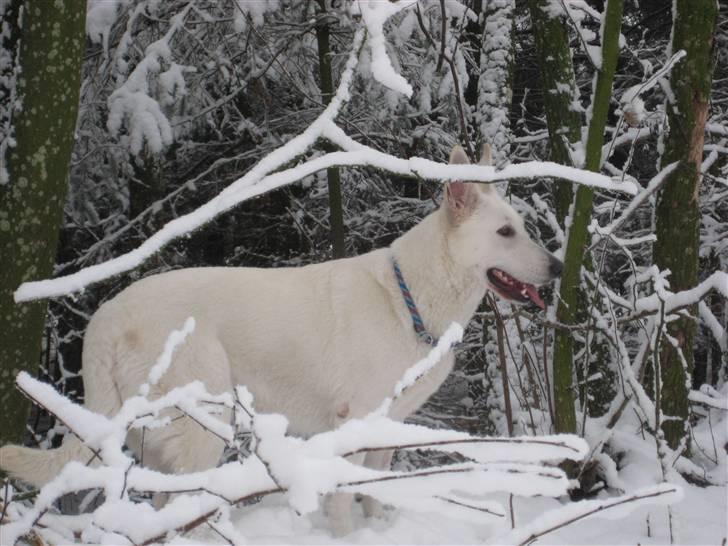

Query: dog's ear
left=445, top=145, right=479, bottom=223
left=478, top=143, right=494, bottom=195
left=449, top=145, right=470, bottom=165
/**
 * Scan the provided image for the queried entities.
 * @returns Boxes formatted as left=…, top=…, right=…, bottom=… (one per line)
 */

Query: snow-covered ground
left=1, top=332, right=725, bottom=546
left=183, top=412, right=727, bottom=546
left=199, top=479, right=724, bottom=545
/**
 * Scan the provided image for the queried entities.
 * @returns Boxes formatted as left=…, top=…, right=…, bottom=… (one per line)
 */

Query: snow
left=477, top=0, right=515, bottom=163
left=381, top=322, right=464, bottom=413
left=232, top=0, right=280, bottom=33
left=139, top=317, right=195, bottom=397
left=688, top=387, right=728, bottom=410
left=106, top=3, right=192, bottom=156
left=356, top=0, right=417, bottom=98
left=86, top=0, right=129, bottom=54
left=632, top=269, right=728, bottom=316
left=5, top=321, right=721, bottom=546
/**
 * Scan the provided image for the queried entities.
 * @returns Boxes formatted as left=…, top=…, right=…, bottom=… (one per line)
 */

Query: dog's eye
left=497, top=225, right=515, bottom=237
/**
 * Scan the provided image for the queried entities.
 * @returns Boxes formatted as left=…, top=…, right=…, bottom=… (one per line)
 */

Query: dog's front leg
left=323, top=451, right=365, bottom=536
left=324, top=491, right=356, bottom=536
left=361, top=449, right=394, bottom=519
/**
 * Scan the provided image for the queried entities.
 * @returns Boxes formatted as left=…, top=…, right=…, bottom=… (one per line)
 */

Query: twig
left=436, top=0, right=446, bottom=72
left=341, top=436, right=585, bottom=459
left=509, top=494, right=515, bottom=529
left=513, top=486, right=680, bottom=546
left=205, top=517, right=234, bottom=546
left=14, top=381, right=105, bottom=467
left=232, top=389, right=297, bottom=515
left=339, top=464, right=564, bottom=488
left=542, top=325, right=555, bottom=427
left=587, top=162, right=678, bottom=251
left=414, top=3, right=474, bottom=159
left=0, top=480, right=10, bottom=525
left=434, top=495, right=505, bottom=518
left=490, top=295, right=514, bottom=436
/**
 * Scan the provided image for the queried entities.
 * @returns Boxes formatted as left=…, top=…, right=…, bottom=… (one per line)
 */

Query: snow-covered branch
left=493, top=483, right=682, bottom=546
left=0, top=321, right=593, bottom=545
left=14, top=7, right=639, bottom=304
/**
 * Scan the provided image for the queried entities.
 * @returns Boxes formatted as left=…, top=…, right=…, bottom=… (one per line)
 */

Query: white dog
left=0, top=145, right=562, bottom=534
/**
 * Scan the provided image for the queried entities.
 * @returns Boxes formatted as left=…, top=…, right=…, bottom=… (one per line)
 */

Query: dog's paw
left=361, top=495, right=390, bottom=519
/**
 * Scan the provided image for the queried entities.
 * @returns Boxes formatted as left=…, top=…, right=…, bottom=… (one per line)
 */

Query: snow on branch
left=1, top=320, right=688, bottom=545
left=0, top=323, right=595, bottom=545
left=355, top=0, right=417, bottom=97
left=629, top=270, right=728, bottom=318
left=375, top=322, right=464, bottom=416
left=587, top=162, right=678, bottom=247
left=139, top=316, right=195, bottom=396
left=493, top=483, right=682, bottom=546
left=14, top=9, right=636, bottom=304
left=106, top=3, right=194, bottom=156
left=689, top=385, right=728, bottom=411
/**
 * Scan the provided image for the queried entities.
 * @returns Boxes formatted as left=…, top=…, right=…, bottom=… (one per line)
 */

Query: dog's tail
left=0, top=435, right=97, bottom=488
left=1, top=304, right=122, bottom=488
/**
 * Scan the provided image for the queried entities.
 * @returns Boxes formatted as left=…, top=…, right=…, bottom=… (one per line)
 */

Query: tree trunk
left=476, top=0, right=515, bottom=162
left=315, top=0, right=345, bottom=259
left=653, top=0, right=718, bottom=450
left=526, top=0, right=582, bottom=224
left=551, top=0, right=624, bottom=433
left=0, top=1, right=86, bottom=446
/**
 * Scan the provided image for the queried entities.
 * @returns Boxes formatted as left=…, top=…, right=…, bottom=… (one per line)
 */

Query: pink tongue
left=525, top=284, right=545, bottom=310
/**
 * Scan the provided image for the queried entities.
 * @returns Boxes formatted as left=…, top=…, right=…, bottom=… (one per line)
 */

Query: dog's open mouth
left=487, top=268, right=545, bottom=310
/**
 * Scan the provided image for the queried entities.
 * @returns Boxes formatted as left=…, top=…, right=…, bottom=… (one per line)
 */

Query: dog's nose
left=549, top=256, right=563, bottom=277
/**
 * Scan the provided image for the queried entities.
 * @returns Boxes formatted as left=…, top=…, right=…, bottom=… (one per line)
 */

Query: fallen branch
left=494, top=484, right=682, bottom=546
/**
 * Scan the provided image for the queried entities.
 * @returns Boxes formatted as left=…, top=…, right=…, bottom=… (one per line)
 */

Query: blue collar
left=391, top=258, right=438, bottom=346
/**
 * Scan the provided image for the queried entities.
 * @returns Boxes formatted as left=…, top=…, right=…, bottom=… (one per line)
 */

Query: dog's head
left=441, top=145, right=563, bottom=309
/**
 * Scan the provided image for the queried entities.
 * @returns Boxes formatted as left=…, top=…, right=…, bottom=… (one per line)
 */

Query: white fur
left=0, top=147, right=561, bottom=535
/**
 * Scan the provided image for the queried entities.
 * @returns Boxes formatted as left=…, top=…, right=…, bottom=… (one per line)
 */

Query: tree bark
left=315, top=0, right=345, bottom=259
left=0, top=1, right=86, bottom=445
left=551, top=0, right=624, bottom=433
left=653, top=0, right=718, bottom=450
left=527, top=0, right=583, bottom=224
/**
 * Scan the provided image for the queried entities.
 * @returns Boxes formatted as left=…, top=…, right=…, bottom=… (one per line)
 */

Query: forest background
left=0, top=0, right=726, bottom=544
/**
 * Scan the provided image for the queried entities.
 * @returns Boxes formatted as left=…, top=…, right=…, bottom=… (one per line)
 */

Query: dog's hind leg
left=361, top=449, right=393, bottom=519
left=123, top=331, right=233, bottom=504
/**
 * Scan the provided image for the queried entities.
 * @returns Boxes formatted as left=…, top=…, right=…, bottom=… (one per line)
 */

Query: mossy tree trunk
left=551, top=0, right=624, bottom=433
left=527, top=0, right=583, bottom=225
left=0, top=1, right=86, bottom=446
left=315, top=0, right=345, bottom=259
left=653, top=0, right=718, bottom=450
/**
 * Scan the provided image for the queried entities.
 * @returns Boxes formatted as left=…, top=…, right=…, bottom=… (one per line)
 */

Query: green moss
left=0, top=0, right=86, bottom=446
left=551, top=0, right=624, bottom=433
